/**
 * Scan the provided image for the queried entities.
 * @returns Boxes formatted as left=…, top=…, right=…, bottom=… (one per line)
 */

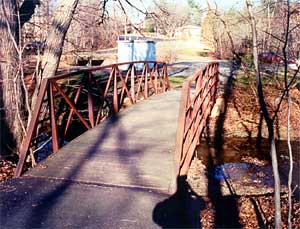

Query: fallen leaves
left=241, top=156, right=269, bottom=166
left=188, top=154, right=299, bottom=228
left=0, top=159, right=16, bottom=182
left=198, top=193, right=300, bottom=228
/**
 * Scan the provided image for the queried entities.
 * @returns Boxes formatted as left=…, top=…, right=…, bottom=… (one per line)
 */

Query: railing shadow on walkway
left=204, top=61, right=241, bottom=228
left=24, top=112, right=155, bottom=228
left=15, top=61, right=170, bottom=177
left=25, top=113, right=116, bottom=227
left=206, top=60, right=242, bottom=228
left=2, top=61, right=171, bottom=228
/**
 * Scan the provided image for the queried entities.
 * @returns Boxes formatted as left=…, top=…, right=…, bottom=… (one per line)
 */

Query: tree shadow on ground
left=0, top=87, right=18, bottom=160
left=205, top=61, right=242, bottom=228
left=25, top=114, right=121, bottom=228
left=153, top=175, right=205, bottom=228
left=152, top=61, right=243, bottom=228
left=24, top=112, right=151, bottom=228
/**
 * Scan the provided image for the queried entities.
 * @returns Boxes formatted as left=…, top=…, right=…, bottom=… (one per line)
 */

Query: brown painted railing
left=15, top=61, right=170, bottom=177
left=174, top=62, right=219, bottom=176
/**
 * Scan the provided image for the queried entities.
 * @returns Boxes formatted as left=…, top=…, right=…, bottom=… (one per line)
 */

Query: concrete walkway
left=0, top=90, right=183, bottom=228
left=25, top=90, right=181, bottom=193
left=0, top=177, right=169, bottom=228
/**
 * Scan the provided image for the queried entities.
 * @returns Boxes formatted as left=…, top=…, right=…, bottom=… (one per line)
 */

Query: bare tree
left=2, top=0, right=123, bottom=163
left=30, top=0, right=79, bottom=109
left=12, top=0, right=80, bottom=176
left=149, top=0, right=190, bottom=37
left=0, top=0, right=80, bottom=165
left=0, top=0, right=24, bottom=154
left=246, top=0, right=282, bottom=227
left=1, top=0, right=75, bottom=155
left=281, top=2, right=299, bottom=228
left=64, top=0, right=119, bottom=53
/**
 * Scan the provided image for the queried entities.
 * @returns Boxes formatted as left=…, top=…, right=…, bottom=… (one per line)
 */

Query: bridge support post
left=87, top=72, right=95, bottom=127
left=49, top=82, right=59, bottom=153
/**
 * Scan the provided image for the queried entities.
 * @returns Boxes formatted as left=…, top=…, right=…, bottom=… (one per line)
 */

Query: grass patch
left=169, top=75, right=186, bottom=88
left=176, top=48, right=209, bottom=57
left=234, top=67, right=299, bottom=87
left=197, top=51, right=209, bottom=57
left=156, top=39, right=213, bottom=61
left=236, top=75, right=251, bottom=85
left=177, top=48, right=199, bottom=57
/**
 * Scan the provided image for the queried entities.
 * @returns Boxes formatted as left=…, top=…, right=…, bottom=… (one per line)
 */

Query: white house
left=175, top=25, right=202, bottom=39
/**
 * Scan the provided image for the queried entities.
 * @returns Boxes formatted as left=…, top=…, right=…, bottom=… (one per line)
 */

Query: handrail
left=15, top=61, right=170, bottom=177
left=174, top=62, right=219, bottom=176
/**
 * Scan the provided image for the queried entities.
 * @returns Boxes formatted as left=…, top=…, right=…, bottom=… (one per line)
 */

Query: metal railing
left=174, top=62, right=219, bottom=176
left=15, top=61, right=170, bottom=177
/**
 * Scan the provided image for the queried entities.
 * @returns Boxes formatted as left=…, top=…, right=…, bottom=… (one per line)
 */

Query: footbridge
left=14, top=61, right=219, bottom=193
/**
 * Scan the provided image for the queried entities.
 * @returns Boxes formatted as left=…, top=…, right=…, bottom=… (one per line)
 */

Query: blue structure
left=133, top=40, right=156, bottom=70
left=117, top=40, right=134, bottom=70
left=118, top=39, right=156, bottom=70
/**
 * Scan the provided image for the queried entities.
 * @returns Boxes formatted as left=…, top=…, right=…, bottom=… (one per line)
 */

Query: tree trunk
left=0, top=0, right=24, bottom=154
left=42, top=0, right=79, bottom=78
left=14, top=0, right=79, bottom=176
left=281, top=2, right=293, bottom=228
left=246, top=0, right=282, bottom=228
left=31, top=0, right=79, bottom=108
left=1, top=0, right=79, bottom=156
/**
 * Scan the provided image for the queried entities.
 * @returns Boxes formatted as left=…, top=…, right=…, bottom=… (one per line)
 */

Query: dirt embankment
left=221, top=82, right=300, bottom=141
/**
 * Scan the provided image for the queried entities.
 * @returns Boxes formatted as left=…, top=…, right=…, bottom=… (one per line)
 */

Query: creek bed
left=187, top=137, right=299, bottom=197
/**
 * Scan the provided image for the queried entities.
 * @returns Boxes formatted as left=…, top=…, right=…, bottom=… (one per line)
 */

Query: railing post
left=154, top=63, right=158, bottom=94
left=87, top=72, right=95, bottom=127
left=49, top=81, right=59, bottom=153
left=131, top=65, right=136, bottom=103
left=144, top=63, right=148, bottom=99
left=174, top=81, right=189, bottom=177
left=163, top=63, right=170, bottom=91
left=14, top=79, right=49, bottom=177
left=113, top=66, right=119, bottom=113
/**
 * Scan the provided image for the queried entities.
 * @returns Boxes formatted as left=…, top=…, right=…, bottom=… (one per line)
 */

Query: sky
left=116, top=0, right=245, bottom=22
left=181, top=0, right=245, bottom=10
left=51, top=0, right=245, bottom=11
left=203, top=0, right=245, bottom=10
left=137, top=0, right=243, bottom=9
left=50, top=0, right=246, bottom=22
left=124, top=0, right=245, bottom=11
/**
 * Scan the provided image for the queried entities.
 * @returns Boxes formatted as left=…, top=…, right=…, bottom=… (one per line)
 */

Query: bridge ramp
left=25, top=90, right=181, bottom=193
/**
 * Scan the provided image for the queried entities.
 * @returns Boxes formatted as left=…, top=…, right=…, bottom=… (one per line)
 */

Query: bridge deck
left=25, top=90, right=181, bottom=193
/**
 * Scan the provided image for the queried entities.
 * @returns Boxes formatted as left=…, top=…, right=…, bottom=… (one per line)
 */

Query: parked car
left=258, top=52, right=283, bottom=63
left=24, top=41, right=45, bottom=55
left=288, top=58, right=300, bottom=70
left=259, top=52, right=299, bottom=70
